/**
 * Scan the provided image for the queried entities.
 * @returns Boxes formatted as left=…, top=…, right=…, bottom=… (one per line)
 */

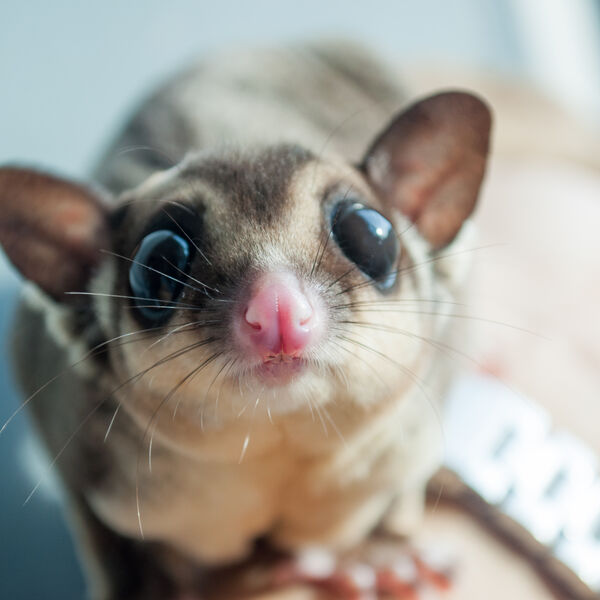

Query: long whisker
left=310, top=223, right=333, bottom=280
left=337, top=243, right=505, bottom=296
left=119, top=304, right=207, bottom=312
left=64, top=291, right=202, bottom=309
left=103, top=404, right=121, bottom=443
left=135, top=350, right=222, bottom=537
left=163, top=209, right=213, bottom=268
left=202, top=357, right=234, bottom=406
left=330, top=337, right=391, bottom=393
left=22, top=335, right=219, bottom=505
left=311, top=396, right=329, bottom=437
left=341, top=320, right=479, bottom=368
left=23, top=397, right=106, bottom=505
left=105, top=338, right=221, bottom=447
left=326, top=263, right=360, bottom=291
left=319, top=403, right=347, bottom=447
left=0, top=320, right=203, bottom=436
left=342, top=308, right=546, bottom=338
left=343, top=318, right=530, bottom=402
left=143, top=319, right=221, bottom=356
left=112, top=337, right=219, bottom=398
left=331, top=298, right=466, bottom=310
left=100, top=249, right=210, bottom=298
left=334, top=333, right=445, bottom=439
left=212, top=358, right=239, bottom=425
left=103, top=324, right=216, bottom=442
left=162, top=255, right=223, bottom=297
left=171, top=352, right=223, bottom=419
left=309, top=184, right=353, bottom=279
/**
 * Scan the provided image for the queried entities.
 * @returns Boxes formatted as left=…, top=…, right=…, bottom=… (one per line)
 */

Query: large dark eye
left=129, top=230, right=192, bottom=322
left=331, top=201, right=399, bottom=290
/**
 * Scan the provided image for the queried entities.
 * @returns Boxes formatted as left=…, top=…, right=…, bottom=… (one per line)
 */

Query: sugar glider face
left=97, top=145, right=412, bottom=419
left=0, top=91, right=491, bottom=425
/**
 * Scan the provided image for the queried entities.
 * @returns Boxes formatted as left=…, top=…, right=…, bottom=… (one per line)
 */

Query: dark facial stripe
left=182, top=144, right=314, bottom=224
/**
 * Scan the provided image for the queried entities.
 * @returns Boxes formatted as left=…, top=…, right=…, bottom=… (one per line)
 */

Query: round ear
left=362, top=91, right=492, bottom=249
left=0, top=167, right=111, bottom=301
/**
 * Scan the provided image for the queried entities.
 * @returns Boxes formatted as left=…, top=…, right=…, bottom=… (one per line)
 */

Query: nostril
left=291, top=293, right=313, bottom=327
left=244, top=308, right=262, bottom=330
left=298, top=311, right=312, bottom=328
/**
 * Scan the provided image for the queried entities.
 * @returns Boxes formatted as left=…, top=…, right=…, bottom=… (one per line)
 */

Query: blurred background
left=1, top=1, right=599, bottom=598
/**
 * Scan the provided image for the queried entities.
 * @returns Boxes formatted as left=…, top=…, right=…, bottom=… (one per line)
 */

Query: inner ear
left=361, top=91, right=492, bottom=249
left=0, top=167, right=111, bottom=301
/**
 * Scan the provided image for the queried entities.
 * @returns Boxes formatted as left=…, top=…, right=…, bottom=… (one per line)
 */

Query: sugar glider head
left=0, top=91, right=491, bottom=425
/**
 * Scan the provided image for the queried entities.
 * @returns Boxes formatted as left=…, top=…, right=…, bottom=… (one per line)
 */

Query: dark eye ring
left=129, top=229, right=192, bottom=323
left=331, top=200, right=399, bottom=291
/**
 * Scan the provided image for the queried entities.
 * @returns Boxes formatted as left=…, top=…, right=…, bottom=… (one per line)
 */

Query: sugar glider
left=0, top=41, right=491, bottom=599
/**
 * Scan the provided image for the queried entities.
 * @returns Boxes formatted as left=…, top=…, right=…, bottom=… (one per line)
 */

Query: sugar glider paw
left=271, top=540, right=455, bottom=599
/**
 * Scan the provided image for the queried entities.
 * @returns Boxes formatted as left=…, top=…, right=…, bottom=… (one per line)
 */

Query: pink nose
left=240, top=272, right=318, bottom=358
